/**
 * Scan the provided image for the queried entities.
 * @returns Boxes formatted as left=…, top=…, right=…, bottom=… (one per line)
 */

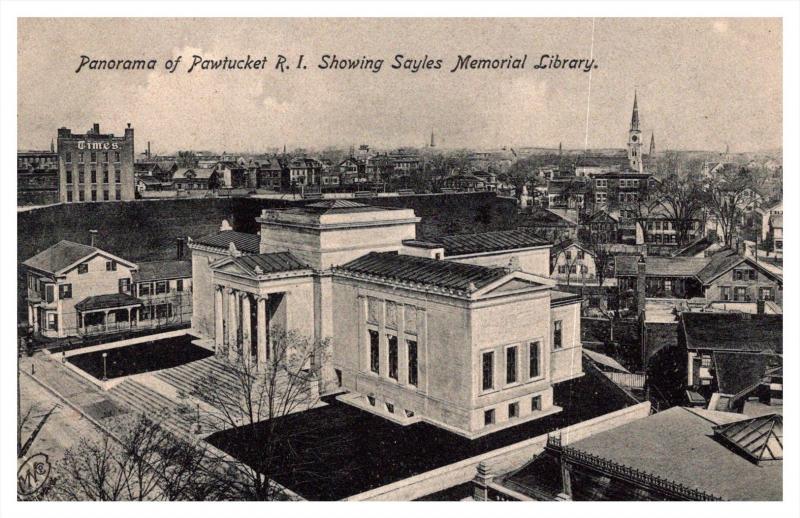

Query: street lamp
left=102, top=352, right=108, bottom=381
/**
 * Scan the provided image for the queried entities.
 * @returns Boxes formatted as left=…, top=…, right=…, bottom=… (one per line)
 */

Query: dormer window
left=77, top=263, right=89, bottom=274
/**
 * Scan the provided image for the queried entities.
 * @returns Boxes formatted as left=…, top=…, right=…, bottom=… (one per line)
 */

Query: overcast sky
left=18, top=18, right=781, bottom=154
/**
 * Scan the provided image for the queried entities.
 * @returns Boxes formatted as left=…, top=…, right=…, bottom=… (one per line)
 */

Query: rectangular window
left=90, top=152, right=96, bottom=163
left=66, top=170, right=72, bottom=184
left=139, top=283, right=151, bottom=296
left=91, top=170, right=97, bottom=183
left=78, top=170, right=85, bottom=183
left=369, top=330, right=379, bottom=374
left=114, top=151, right=120, bottom=162
left=484, top=409, right=495, bottom=426
left=91, top=189, right=97, bottom=201
left=103, top=190, right=109, bottom=201
left=508, top=402, right=519, bottom=419
left=156, top=304, right=172, bottom=319
left=103, top=151, right=109, bottom=162
left=58, top=284, right=72, bottom=299
left=734, top=287, right=748, bottom=302
left=721, top=286, right=731, bottom=301
left=176, top=279, right=184, bottom=292
left=155, top=281, right=168, bottom=294
left=103, top=170, right=109, bottom=183
left=506, top=346, right=518, bottom=384
left=531, top=395, right=542, bottom=411
left=749, top=270, right=757, bottom=281
left=529, top=341, right=541, bottom=379
left=387, top=335, right=398, bottom=380
left=66, top=190, right=73, bottom=202
left=48, top=313, right=58, bottom=331
left=734, top=270, right=743, bottom=281
left=78, top=190, right=85, bottom=201
left=760, top=287, right=775, bottom=301
left=66, top=152, right=72, bottom=163
left=553, top=320, right=563, bottom=349
left=77, top=263, right=88, bottom=274
left=115, top=171, right=121, bottom=183
left=115, top=188, right=121, bottom=200
left=78, top=152, right=84, bottom=163
left=106, top=260, right=117, bottom=271
left=119, top=278, right=130, bottom=293
left=482, top=351, right=494, bottom=391
left=407, top=340, right=418, bottom=386
left=45, top=285, right=54, bottom=303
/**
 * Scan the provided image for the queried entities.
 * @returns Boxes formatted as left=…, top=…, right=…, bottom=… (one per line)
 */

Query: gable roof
left=191, top=230, right=261, bottom=254
left=615, top=255, right=710, bottom=277
left=696, top=250, right=782, bottom=284
left=335, top=251, right=510, bottom=294
left=713, top=414, right=782, bottom=464
left=712, top=351, right=771, bottom=396
left=132, top=260, right=192, bottom=282
left=23, top=240, right=98, bottom=275
left=681, top=312, right=782, bottom=353
left=434, top=230, right=550, bottom=256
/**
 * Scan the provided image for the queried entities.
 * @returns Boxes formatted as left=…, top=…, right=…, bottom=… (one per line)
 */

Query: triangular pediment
left=473, top=271, right=554, bottom=299
left=211, top=258, right=258, bottom=278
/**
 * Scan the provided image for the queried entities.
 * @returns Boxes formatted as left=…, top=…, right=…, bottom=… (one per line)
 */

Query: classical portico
left=208, top=250, right=315, bottom=366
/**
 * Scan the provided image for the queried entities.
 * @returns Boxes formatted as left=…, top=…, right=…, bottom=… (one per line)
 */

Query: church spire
left=630, top=90, right=640, bottom=131
left=430, top=130, right=435, bottom=148
left=50, top=138, right=55, bottom=153
left=649, top=132, right=655, bottom=156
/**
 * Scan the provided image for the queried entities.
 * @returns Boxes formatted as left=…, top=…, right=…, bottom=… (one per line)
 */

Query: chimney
left=92, top=123, right=100, bottom=134
left=176, top=237, right=186, bottom=260
left=757, top=299, right=765, bottom=315
left=89, top=229, right=98, bottom=247
left=636, top=255, right=647, bottom=316
left=147, top=141, right=151, bottom=159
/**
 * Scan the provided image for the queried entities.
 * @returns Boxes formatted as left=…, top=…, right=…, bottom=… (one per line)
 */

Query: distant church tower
left=430, top=130, right=436, bottom=148
left=649, top=133, right=656, bottom=156
left=627, top=91, right=642, bottom=171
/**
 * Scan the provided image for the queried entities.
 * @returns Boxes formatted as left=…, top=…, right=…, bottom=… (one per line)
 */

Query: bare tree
left=50, top=413, right=225, bottom=501
left=191, top=330, right=330, bottom=501
left=705, top=165, right=758, bottom=247
left=653, top=173, right=707, bottom=247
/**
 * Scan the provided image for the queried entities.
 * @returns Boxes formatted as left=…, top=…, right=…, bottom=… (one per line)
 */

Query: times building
left=57, top=123, right=136, bottom=203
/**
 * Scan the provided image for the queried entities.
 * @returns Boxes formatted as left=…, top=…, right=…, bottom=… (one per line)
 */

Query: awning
left=74, top=293, right=143, bottom=312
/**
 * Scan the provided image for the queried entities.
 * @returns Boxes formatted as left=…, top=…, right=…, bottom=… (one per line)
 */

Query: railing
left=604, top=371, right=646, bottom=390
left=546, top=435, right=721, bottom=501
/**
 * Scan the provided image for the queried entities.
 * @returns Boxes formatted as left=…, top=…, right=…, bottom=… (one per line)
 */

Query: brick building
left=57, top=123, right=136, bottom=203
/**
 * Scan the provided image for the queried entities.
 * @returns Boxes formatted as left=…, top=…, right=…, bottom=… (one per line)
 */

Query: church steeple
left=630, top=90, right=640, bottom=131
left=627, top=91, right=643, bottom=171
left=649, top=132, right=656, bottom=156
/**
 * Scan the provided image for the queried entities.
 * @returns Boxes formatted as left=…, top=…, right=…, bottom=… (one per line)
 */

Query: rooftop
left=545, top=407, right=780, bottom=500
left=23, top=240, right=98, bottom=275
left=681, top=312, right=782, bottom=353
left=191, top=230, right=261, bottom=254
left=335, top=252, right=509, bottom=294
left=712, top=350, right=772, bottom=396
left=75, top=293, right=143, bottom=312
left=435, top=229, right=550, bottom=256
left=226, top=252, right=310, bottom=276
left=132, top=260, right=192, bottom=283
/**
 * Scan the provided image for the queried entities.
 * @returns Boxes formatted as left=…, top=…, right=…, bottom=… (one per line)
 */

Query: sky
left=17, top=18, right=782, bottom=154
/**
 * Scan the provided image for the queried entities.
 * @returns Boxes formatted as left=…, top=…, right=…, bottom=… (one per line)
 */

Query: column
left=378, top=299, right=388, bottom=377
left=256, top=296, right=268, bottom=366
left=227, top=288, right=238, bottom=361
left=397, top=304, right=408, bottom=385
left=214, top=286, right=224, bottom=354
left=241, top=293, right=252, bottom=363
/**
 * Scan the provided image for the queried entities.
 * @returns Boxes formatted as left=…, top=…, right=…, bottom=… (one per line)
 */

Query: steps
left=108, top=379, right=197, bottom=436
